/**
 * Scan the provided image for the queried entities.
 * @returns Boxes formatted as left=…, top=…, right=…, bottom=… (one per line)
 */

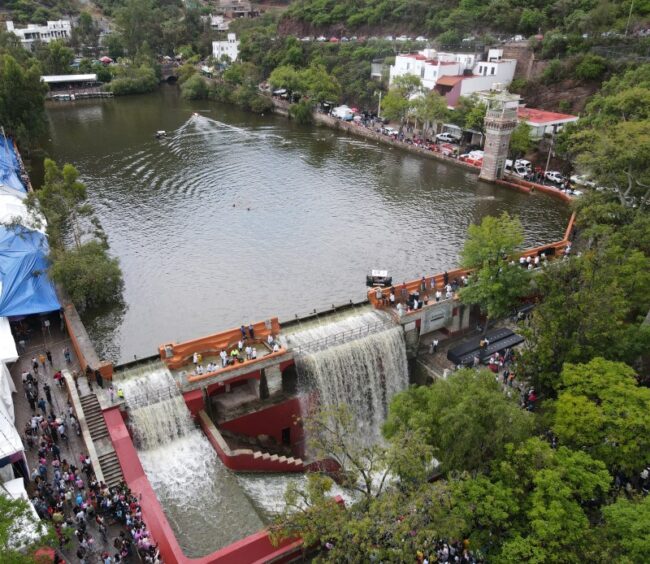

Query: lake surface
left=44, top=86, right=570, bottom=363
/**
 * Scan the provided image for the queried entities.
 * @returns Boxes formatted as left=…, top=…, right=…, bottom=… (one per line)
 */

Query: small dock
left=48, top=91, right=114, bottom=101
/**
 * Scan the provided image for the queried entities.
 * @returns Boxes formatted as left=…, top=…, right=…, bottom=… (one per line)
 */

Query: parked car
left=515, top=159, right=532, bottom=171
left=382, top=126, right=399, bottom=136
left=436, top=132, right=460, bottom=144
left=570, top=174, right=595, bottom=188
left=316, top=36, right=327, bottom=42
left=545, top=171, right=565, bottom=184
left=415, top=36, right=427, bottom=42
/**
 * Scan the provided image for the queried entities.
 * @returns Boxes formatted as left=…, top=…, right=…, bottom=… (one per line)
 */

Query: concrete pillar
left=403, top=322, right=420, bottom=359
left=247, top=377, right=261, bottom=399
left=264, top=365, right=283, bottom=396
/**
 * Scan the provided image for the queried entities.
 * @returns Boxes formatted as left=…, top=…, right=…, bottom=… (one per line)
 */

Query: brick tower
left=479, top=92, right=519, bottom=182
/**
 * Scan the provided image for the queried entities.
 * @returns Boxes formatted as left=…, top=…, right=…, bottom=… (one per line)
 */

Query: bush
left=542, top=59, right=565, bottom=83
left=575, top=54, right=608, bottom=82
left=50, top=242, right=123, bottom=311
left=181, top=74, right=208, bottom=99
left=289, top=100, right=314, bottom=125
left=106, top=64, right=158, bottom=95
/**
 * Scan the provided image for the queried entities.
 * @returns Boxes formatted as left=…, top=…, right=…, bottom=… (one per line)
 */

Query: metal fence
left=291, top=319, right=397, bottom=356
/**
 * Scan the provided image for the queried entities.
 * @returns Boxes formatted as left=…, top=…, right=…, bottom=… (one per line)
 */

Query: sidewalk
left=8, top=312, right=127, bottom=562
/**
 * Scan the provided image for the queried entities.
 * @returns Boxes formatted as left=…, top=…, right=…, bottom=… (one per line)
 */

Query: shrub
left=181, top=74, right=208, bottom=99
left=542, top=59, right=565, bottom=83
left=575, top=54, right=608, bottom=82
left=106, top=64, right=158, bottom=95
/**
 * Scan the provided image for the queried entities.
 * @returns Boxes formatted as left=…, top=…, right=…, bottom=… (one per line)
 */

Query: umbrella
left=99, top=56, right=113, bottom=64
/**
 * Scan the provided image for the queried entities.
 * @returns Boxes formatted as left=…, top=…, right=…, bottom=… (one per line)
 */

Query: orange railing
left=368, top=212, right=576, bottom=309
left=159, top=318, right=282, bottom=370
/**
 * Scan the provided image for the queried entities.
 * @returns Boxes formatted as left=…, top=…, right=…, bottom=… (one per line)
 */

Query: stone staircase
left=80, top=394, right=110, bottom=441
left=79, top=393, right=124, bottom=487
left=252, top=450, right=304, bottom=469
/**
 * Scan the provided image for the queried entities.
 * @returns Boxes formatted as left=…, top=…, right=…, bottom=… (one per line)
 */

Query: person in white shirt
left=245, top=346, right=252, bottom=360
left=251, top=347, right=257, bottom=359
left=192, top=352, right=198, bottom=365
left=272, top=343, right=280, bottom=352
left=220, top=350, right=227, bottom=367
left=435, top=290, right=442, bottom=302
left=238, top=340, right=243, bottom=351
left=267, top=334, right=274, bottom=346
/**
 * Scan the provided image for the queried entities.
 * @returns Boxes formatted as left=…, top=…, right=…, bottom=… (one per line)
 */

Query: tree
left=71, top=12, right=99, bottom=56
left=269, top=65, right=305, bottom=96
left=0, top=54, right=48, bottom=147
left=303, top=405, right=433, bottom=501
left=50, top=241, right=123, bottom=310
left=458, top=212, right=530, bottom=333
left=550, top=358, right=650, bottom=474
left=301, top=64, right=340, bottom=103
left=27, top=159, right=124, bottom=311
left=509, top=122, right=533, bottom=160
left=381, top=75, right=422, bottom=132
left=0, top=492, right=52, bottom=563
left=600, top=495, right=650, bottom=562
left=494, top=438, right=611, bottom=563
left=384, top=369, right=534, bottom=474
left=414, top=90, right=449, bottom=136
left=180, top=74, right=208, bottom=100
left=36, top=40, right=73, bottom=75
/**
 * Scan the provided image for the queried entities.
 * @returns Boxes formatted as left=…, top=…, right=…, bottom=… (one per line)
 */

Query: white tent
left=0, top=396, right=23, bottom=468
left=0, top=317, right=18, bottom=364
left=1, top=477, right=45, bottom=549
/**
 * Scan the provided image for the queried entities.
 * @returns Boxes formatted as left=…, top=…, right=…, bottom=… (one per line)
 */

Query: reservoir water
left=43, top=86, right=570, bottom=363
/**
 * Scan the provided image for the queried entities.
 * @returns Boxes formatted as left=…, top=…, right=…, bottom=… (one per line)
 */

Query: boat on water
left=366, top=269, right=392, bottom=287
left=154, top=130, right=167, bottom=139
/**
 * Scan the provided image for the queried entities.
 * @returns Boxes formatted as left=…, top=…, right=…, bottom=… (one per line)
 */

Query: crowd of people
left=415, top=539, right=484, bottom=563
left=19, top=351, right=162, bottom=563
left=185, top=330, right=280, bottom=378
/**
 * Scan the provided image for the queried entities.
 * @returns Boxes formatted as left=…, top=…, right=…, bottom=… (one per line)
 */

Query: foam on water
left=120, top=367, right=263, bottom=557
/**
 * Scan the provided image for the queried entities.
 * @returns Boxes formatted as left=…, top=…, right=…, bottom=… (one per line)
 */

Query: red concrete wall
left=102, top=406, right=303, bottom=563
left=183, top=389, right=205, bottom=417
left=219, top=397, right=305, bottom=456
left=199, top=414, right=305, bottom=473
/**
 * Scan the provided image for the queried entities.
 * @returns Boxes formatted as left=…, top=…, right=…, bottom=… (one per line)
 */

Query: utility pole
left=376, top=90, right=383, bottom=118
left=626, top=0, right=635, bottom=36
left=543, top=134, right=555, bottom=181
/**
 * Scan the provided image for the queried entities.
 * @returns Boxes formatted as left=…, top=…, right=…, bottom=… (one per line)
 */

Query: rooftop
left=517, top=107, right=579, bottom=125
left=41, top=74, right=98, bottom=84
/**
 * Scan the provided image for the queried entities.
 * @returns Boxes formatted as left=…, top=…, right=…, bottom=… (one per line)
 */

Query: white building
left=5, top=20, right=71, bottom=50
left=389, top=48, right=516, bottom=106
left=209, top=15, right=230, bottom=31
left=212, top=33, right=240, bottom=62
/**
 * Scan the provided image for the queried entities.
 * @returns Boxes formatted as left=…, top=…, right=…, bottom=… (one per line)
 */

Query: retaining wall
left=103, top=406, right=304, bottom=563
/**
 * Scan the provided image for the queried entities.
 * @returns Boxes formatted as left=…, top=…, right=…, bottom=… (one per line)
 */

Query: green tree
left=600, top=495, right=650, bottom=563
left=495, top=438, right=611, bottom=563
left=381, top=75, right=422, bottom=132
left=551, top=358, right=650, bottom=474
left=269, top=65, right=305, bottom=96
left=453, top=95, right=486, bottom=131
left=0, top=493, right=52, bottom=563
left=509, top=121, right=533, bottom=160
left=414, top=90, right=449, bottom=136
left=384, top=369, right=534, bottom=474
left=71, top=12, right=99, bottom=56
left=180, top=74, right=208, bottom=99
left=0, top=54, right=48, bottom=147
left=458, top=212, right=530, bottom=332
left=36, top=40, right=73, bottom=75
left=50, top=241, right=123, bottom=310
left=575, top=54, right=608, bottom=82
left=301, top=64, right=340, bottom=103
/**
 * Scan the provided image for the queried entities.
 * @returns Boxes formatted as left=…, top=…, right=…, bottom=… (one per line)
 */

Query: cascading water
left=283, top=310, right=409, bottom=443
left=119, top=365, right=263, bottom=557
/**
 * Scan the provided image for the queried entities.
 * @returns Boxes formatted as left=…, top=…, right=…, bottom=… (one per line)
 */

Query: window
left=491, top=66, right=496, bottom=75
left=421, top=67, right=425, bottom=78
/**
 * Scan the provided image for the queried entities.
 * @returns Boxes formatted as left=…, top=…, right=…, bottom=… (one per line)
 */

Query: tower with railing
left=479, top=91, right=520, bottom=182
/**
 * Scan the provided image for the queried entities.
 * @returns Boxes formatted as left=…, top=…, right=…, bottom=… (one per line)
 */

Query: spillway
left=283, top=310, right=409, bottom=442
left=119, top=365, right=263, bottom=558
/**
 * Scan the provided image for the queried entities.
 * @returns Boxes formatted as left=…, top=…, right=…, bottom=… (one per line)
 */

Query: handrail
left=291, top=319, right=396, bottom=355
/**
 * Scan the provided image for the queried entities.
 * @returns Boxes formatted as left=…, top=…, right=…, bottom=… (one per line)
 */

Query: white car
left=384, top=35, right=394, bottom=41
left=570, top=174, right=595, bottom=188
left=415, top=36, right=427, bottom=42
left=300, top=36, right=312, bottom=42
left=436, top=132, right=460, bottom=144
left=545, top=171, right=565, bottom=184
left=515, top=159, right=532, bottom=171
left=316, top=36, right=327, bottom=42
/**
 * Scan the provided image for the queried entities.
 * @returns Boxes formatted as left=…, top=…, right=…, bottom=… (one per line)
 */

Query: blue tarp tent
left=0, top=227, right=60, bottom=317
left=0, top=135, right=26, bottom=194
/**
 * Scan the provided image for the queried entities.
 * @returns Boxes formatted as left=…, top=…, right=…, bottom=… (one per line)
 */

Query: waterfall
left=118, top=365, right=263, bottom=557
left=284, top=310, right=409, bottom=442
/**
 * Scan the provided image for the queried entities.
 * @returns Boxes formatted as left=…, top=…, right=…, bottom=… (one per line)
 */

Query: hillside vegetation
left=285, top=0, right=650, bottom=39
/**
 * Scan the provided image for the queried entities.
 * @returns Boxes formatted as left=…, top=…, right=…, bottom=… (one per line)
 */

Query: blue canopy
left=0, top=134, right=26, bottom=194
left=0, top=227, right=60, bottom=317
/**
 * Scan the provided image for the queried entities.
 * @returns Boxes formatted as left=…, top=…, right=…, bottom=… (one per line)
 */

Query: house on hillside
left=389, top=48, right=516, bottom=106
left=214, top=0, right=259, bottom=18
left=212, top=33, right=240, bottom=62
left=5, top=20, right=71, bottom=50
left=516, top=107, right=579, bottom=139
